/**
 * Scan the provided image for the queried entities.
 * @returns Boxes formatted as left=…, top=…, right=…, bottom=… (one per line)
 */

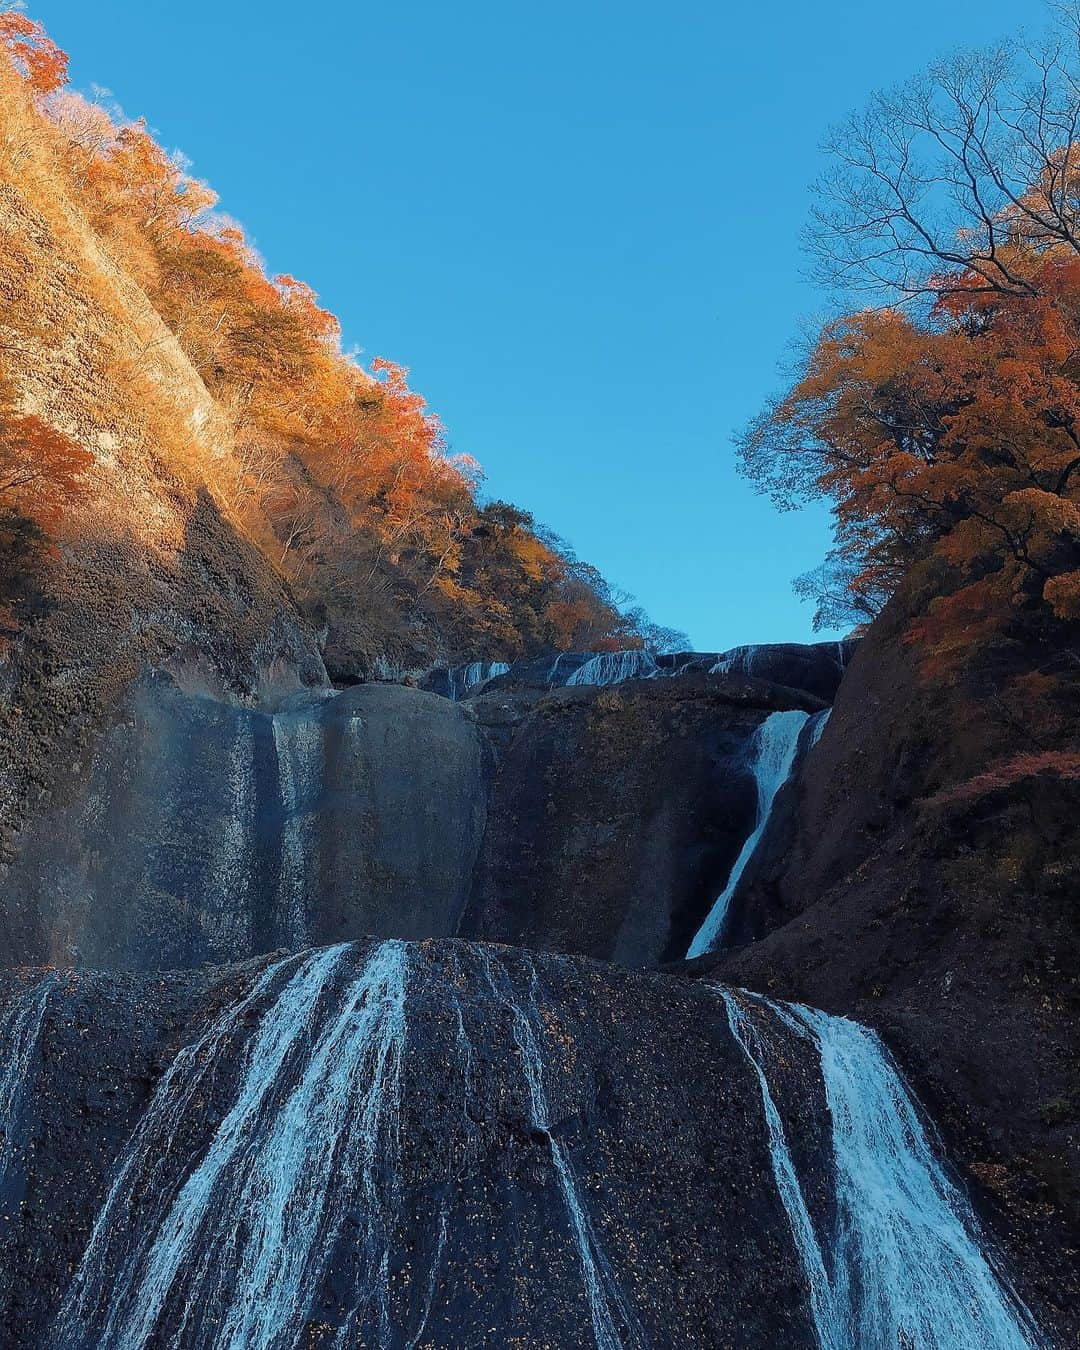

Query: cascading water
left=450, top=661, right=510, bottom=700
left=687, top=709, right=809, bottom=958
left=54, top=943, right=409, bottom=1350
left=203, top=718, right=257, bottom=953
left=478, top=951, right=646, bottom=1350
left=720, top=990, right=841, bottom=1347
left=720, top=989, right=1041, bottom=1350
left=271, top=709, right=324, bottom=947
left=709, top=644, right=759, bottom=677
left=53, top=942, right=647, bottom=1350
left=39, top=932, right=1041, bottom=1350
left=565, top=650, right=660, bottom=687
left=807, top=706, right=831, bottom=750
left=0, top=973, right=53, bottom=1195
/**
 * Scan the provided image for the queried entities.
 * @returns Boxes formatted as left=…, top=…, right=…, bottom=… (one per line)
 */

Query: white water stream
left=566, top=650, right=660, bottom=686
left=687, top=709, right=809, bottom=957
left=721, top=989, right=1041, bottom=1349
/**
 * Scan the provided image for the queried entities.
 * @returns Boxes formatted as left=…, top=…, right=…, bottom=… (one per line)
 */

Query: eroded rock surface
left=0, top=680, right=490, bottom=969
left=0, top=943, right=826, bottom=1349
left=462, top=675, right=824, bottom=965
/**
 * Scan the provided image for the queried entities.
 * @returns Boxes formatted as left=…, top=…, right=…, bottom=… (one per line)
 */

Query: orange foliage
left=0, top=11, right=67, bottom=95
left=924, top=751, right=1080, bottom=811
left=0, top=387, right=93, bottom=639
left=742, top=255, right=1080, bottom=664
left=0, top=14, right=644, bottom=662
left=0, top=409, right=94, bottom=529
left=1043, top=570, right=1080, bottom=620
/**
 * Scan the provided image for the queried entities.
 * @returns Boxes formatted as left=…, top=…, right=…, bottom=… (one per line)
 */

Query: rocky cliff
left=697, top=599, right=1080, bottom=1342
left=1, top=678, right=490, bottom=968
left=0, top=57, right=327, bottom=866
left=0, top=940, right=1040, bottom=1349
left=1, top=645, right=837, bottom=973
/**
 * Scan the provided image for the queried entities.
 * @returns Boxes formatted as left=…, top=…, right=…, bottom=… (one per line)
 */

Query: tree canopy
left=743, top=8, right=1080, bottom=656
left=0, top=10, right=667, bottom=662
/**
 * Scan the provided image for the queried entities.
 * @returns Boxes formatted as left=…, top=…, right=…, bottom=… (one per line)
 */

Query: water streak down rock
left=1, top=680, right=490, bottom=969
left=721, top=989, right=1041, bottom=1350
left=687, top=709, right=809, bottom=958
left=0, top=940, right=1044, bottom=1349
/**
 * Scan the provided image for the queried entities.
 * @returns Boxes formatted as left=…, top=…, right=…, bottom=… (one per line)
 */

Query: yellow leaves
left=508, top=531, right=552, bottom=584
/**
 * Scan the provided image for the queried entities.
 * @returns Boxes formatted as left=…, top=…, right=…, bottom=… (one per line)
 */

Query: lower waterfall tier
left=0, top=940, right=1039, bottom=1349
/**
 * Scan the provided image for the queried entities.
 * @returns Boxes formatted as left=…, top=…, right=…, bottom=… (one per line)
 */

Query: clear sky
left=34, top=0, right=1030, bottom=650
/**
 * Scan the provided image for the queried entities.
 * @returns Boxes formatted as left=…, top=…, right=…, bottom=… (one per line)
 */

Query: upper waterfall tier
left=1, top=663, right=829, bottom=972
left=424, top=639, right=858, bottom=703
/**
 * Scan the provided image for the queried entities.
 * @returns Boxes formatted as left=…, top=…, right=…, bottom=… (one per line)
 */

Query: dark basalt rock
left=695, top=601, right=1080, bottom=1346
left=424, top=640, right=857, bottom=705
left=0, top=655, right=839, bottom=975
left=0, top=941, right=829, bottom=1350
left=0, top=678, right=491, bottom=970
left=460, top=676, right=824, bottom=966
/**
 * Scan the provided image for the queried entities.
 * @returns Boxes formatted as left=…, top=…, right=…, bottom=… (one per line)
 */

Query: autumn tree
left=0, top=10, right=67, bottom=95
left=0, top=377, right=93, bottom=635
left=743, top=8, right=1080, bottom=653
left=0, top=13, right=664, bottom=667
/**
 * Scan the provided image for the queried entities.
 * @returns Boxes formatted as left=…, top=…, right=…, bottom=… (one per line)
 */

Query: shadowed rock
left=0, top=678, right=490, bottom=969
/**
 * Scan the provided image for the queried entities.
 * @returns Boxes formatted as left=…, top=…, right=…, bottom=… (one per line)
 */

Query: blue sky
left=36, top=0, right=1031, bottom=649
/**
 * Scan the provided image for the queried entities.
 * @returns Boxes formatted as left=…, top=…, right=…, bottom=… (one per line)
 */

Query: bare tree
left=793, top=548, right=891, bottom=634
left=811, top=5, right=1080, bottom=300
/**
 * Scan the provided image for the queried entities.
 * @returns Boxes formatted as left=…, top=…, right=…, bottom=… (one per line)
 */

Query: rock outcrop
left=1, top=679, right=489, bottom=969
left=462, top=675, right=824, bottom=965
left=0, top=940, right=1040, bottom=1349
left=424, top=640, right=856, bottom=704
left=698, top=600, right=1080, bottom=1343
left=1, top=646, right=844, bottom=975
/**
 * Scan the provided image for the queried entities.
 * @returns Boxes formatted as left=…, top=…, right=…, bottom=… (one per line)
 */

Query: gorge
left=0, top=7, right=1077, bottom=1346
left=0, top=634, right=1075, bottom=1347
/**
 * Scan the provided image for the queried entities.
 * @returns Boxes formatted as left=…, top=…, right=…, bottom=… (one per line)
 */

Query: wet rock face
left=0, top=963, right=211, bottom=1340
left=0, top=653, right=836, bottom=974
left=461, top=678, right=822, bottom=966
left=423, top=640, right=856, bottom=703
left=0, top=679, right=490, bottom=970
left=0, top=942, right=830, bottom=1350
left=701, top=605, right=1080, bottom=1345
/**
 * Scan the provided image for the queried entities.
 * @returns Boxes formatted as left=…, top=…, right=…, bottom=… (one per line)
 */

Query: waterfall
left=720, top=991, right=842, bottom=1348
left=721, top=990, right=1041, bottom=1350
left=450, top=660, right=510, bottom=700
left=565, top=650, right=660, bottom=687
left=687, top=709, right=809, bottom=958
left=54, top=942, right=410, bottom=1350
left=794, top=1002, right=1040, bottom=1349
left=0, top=973, right=53, bottom=1194
left=807, top=707, right=831, bottom=750
left=271, top=709, right=324, bottom=947
left=54, top=940, right=649, bottom=1349
left=202, top=717, right=257, bottom=953
left=709, top=644, right=759, bottom=677
left=548, top=652, right=569, bottom=684
left=479, top=952, right=646, bottom=1350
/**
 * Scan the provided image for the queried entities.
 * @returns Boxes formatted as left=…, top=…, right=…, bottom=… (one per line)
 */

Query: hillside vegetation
left=0, top=12, right=678, bottom=844
left=737, top=10, right=1080, bottom=813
